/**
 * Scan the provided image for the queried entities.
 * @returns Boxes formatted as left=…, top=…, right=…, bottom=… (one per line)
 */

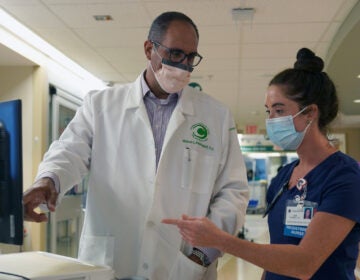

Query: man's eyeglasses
left=151, top=41, right=203, bottom=67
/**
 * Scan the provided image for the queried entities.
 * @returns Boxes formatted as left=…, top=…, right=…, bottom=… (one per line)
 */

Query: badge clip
left=296, top=178, right=307, bottom=191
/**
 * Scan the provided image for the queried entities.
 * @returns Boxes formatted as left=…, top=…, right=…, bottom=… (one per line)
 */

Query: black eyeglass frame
left=151, top=40, right=203, bottom=67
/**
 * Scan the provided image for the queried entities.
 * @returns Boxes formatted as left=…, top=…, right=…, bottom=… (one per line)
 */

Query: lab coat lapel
left=126, top=74, right=152, bottom=128
left=162, top=88, right=195, bottom=152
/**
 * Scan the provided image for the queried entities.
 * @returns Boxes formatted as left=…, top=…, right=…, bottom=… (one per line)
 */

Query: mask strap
left=148, top=60, right=157, bottom=76
left=292, top=106, right=308, bottom=119
left=304, top=119, right=313, bottom=130
left=149, top=46, right=163, bottom=73
left=153, top=46, right=162, bottom=60
left=293, top=106, right=313, bottom=133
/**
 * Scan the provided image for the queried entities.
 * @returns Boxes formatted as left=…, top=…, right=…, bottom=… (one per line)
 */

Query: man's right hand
left=23, top=177, right=58, bottom=222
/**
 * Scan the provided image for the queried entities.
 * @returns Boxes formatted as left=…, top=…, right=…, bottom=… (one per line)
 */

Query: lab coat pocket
left=78, top=235, right=115, bottom=268
left=168, top=251, right=206, bottom=280
left=181, top=148, right=216, bottom=194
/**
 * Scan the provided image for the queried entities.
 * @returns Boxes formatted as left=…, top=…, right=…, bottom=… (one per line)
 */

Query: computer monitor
left=0, top=99, right=23, bottom=245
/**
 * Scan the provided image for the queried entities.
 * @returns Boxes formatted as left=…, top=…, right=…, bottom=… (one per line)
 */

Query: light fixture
left=0, top=7, right=106, bottom=92
left=231, top=7, right=255, bottom=21
left=354, top=99, right=360, bottom=103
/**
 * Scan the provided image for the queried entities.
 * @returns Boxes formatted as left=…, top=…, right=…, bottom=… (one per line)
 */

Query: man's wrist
left=189, top=248, right=211, bottom=267
left=188, top=252, right=203, bottom=266
left=37, top=172, right=60, bottom=193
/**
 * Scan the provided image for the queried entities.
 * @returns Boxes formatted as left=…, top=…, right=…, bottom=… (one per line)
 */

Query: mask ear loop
left=292, top=106, right=308, bottom=119
left=148, top=60, right=156, bottom=75
left=148, top=43, right=165, bottom=82
left=293, top=106, right=313, bottom=133
left=148, top=41, right=164, bottom=73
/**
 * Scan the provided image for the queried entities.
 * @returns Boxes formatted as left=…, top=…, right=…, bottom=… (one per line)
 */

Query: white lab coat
left=38, top=73, right=249, bottom=279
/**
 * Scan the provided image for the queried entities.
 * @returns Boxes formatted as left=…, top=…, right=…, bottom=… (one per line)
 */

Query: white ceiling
left=0, top=0, right=359, bottom=131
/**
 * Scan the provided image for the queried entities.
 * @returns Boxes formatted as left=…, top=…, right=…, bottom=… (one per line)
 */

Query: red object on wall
left=246, top=124, right=257, bottom=134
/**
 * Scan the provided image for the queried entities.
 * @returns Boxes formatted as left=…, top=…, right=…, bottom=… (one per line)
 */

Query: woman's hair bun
left=294, top=47, right=324, bottom=72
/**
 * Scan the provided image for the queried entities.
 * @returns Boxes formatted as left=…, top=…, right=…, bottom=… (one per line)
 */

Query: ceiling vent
left=93, top=15, right=113, bottom=21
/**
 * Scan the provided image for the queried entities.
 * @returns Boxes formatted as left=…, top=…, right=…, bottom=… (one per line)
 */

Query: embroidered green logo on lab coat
left=191, top=123, right=209, bottom=141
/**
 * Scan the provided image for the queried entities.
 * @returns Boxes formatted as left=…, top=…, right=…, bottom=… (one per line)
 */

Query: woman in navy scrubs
left=163, top=48, right=360, bottom=280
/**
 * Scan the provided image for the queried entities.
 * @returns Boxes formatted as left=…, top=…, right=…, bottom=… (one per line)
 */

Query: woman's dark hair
left=148, top=11, right=199, bottom=43
left=269, top=48, right=338, bottom=134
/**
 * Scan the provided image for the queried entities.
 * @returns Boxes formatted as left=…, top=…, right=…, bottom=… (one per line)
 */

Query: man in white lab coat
left=23, top=11, right=249, bottom=280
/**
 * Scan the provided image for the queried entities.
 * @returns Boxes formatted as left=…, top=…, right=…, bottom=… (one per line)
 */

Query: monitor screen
left=0, top=99, right=23, bottom=245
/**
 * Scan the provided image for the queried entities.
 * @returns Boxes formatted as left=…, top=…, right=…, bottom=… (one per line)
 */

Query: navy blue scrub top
left=265, top=151, right=360, bottom=280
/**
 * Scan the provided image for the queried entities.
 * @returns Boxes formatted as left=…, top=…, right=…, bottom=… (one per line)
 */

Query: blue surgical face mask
left=266, top=107, right=311, bottom=150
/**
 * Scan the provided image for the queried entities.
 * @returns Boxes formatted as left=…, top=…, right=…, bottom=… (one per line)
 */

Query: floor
left=217, top=214, right=268, bottom=280
left=218, top=254, right=263, bottom=280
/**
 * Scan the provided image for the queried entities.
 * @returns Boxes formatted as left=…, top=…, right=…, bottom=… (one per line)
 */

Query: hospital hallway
left=217, top=249, right=360, bottom=280
left=217, top=254, right=263, bottom=280
left=216, top=215, right=267, bottom=279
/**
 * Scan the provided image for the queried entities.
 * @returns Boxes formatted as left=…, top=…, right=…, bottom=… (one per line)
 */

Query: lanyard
left=263, top=176, right=308, bottom=217
left=263, top=180, right=288, bottom=218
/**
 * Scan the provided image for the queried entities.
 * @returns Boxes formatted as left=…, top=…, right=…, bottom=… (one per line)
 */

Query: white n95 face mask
left=150, top=59, right=191, bottom=94
left=266, top=107, right=311, bottom=150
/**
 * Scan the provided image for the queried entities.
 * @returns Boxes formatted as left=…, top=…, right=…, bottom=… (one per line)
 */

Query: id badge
left=283, top=200, right=318, bottom=238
